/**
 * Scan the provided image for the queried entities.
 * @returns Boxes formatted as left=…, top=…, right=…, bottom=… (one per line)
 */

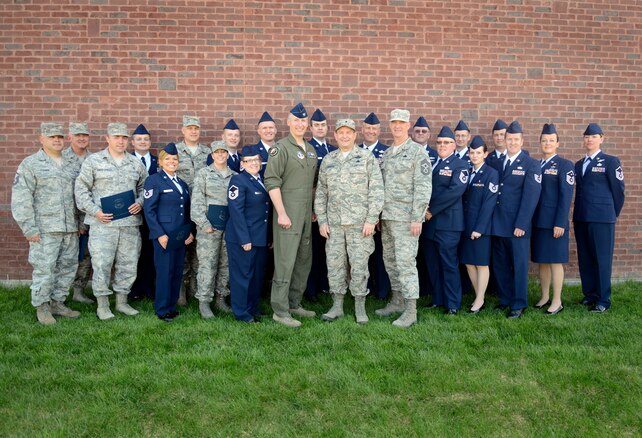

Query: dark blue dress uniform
left=491, top=150, right=542, bottom=312
left=143, top=164, right=193, bottom=319
left=360, top=140, right=391, bottom=300
left=131, top=150, right=158, bottom=300
left=306, top=137, right=337, bottom=301
left=424, top=145, right=438, bottom=166
left=249, top=140, right=271, bottom=178
left=485, top=150, right=505, bottom=171
left=531, top=155, right=574, bottom=263
left=573, top=134, right=625, bottom=310
left=421, top=152, right=469, bottom=310
left=455, top=148, right=472, bottom=166
left=225, top=169, right=272, bottom=322
left=227, top=152, right=241, bottom=173
left=460, top=163, right=499, bottom=266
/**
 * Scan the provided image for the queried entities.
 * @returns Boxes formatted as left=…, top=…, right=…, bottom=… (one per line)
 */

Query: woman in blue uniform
left=460, top=135, right=499, bottom=313
left=225, top=144, right=272, bottom=323
left=531, top=124, right=574, bottom=315
left=143, top=143, right=194, bottom=322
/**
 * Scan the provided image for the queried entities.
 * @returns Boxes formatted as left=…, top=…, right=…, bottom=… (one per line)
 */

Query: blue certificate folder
left=166, top=223, right=192, bottom=250
left=100, top=190, right=135, bottom=220
left=207, top=204, right=229, bottom=230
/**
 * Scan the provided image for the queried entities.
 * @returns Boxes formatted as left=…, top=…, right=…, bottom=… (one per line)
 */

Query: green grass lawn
left=1, top=282, right=640, bottom=437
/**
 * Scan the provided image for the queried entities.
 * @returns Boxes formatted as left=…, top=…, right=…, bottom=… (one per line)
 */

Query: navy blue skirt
left=531, top=227, right=569, bottom=263
left=459, top=234, right=490, bottom=266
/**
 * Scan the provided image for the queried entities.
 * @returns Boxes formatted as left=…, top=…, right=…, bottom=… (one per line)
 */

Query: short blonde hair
left=158, top=149, right=179, bottom=170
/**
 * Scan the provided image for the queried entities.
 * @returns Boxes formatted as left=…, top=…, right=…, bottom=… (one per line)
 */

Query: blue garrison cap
left=437, top=126, right=455, bottom=140
left=363, top=112, right=380, bottom=125
left=506, top=120, right=523, bottom=134
left=454, top=120, right=470, bottom=132
left=132, top=124, right=150, bottom=136
left=413, top=116, right=429, bottom=129
left=224, top=119, right=240, bottom=131
left=541, top=123, right=557, bottom=135
left=311, top=109, right=326, bottom=122
left=241, top=144, right=261, bottom=157
left=492, top=119, right=509, bottom=131
left=163, top=143, right=178, bottom=155
left=583, top=123, right=603, bottom=136
left=290, top=103, right=308, bottom=118
left=258, top=112, right=274, bottom=124
left=469, top=135, right=486, bottom=149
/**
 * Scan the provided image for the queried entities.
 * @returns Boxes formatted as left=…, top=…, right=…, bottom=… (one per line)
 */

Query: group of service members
left=11, top=103, right=625, bottom=327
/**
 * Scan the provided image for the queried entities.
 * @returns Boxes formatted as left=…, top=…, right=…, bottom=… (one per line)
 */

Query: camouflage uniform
left=176, top=140, right=212, bottom=295
left=315, top=146, right=384, bottom=297
left=380, top=137, right=432, bottom=299
left=63, top=145, right=92, bottom=294
left=74, top=148, right=147, bottom=297
left=12, top=149, right=79, bottom=307
left=192, top=164, right=236, bottom=303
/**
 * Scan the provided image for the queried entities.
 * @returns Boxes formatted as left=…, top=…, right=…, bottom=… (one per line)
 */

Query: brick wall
left=1, top=0, right=640, bottom=280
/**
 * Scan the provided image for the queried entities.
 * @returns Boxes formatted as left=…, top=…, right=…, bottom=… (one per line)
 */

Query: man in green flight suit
left=264, top=103, right=318, bottom=327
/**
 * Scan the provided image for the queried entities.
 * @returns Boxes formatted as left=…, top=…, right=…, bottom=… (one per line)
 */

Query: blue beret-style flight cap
left=583, top=123, right=603, bottom=136
left=492, top=119, right=509, bottom=131
left=454, top=120, right=470, bottom=132
left=224, top=119, right=240, bottom=130
left=437, top=126, right=455, bottom=140
left=506, top=120, right=523, bottom=134
left=163, top=143, right=179, bottom=155
left=363, top=112, right=380, bottom=125
left=413, top=116, right=429, bottom=129
left=469, top=135, right=486, bottom=150
left=290, top=102, right=308, bottom=118
left=541, top=123, right=557, bottom=135
left=311, top=109, right=327, bottom=122
left=258, top=111, right=274, bottom=124
left=132, top=124, right=150, bottom=136
left=241, top=144, right=262, bottom=157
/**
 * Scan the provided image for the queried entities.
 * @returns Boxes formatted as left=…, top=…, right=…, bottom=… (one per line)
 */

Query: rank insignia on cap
left=566, top=171, right=575, bottom=185
left=489, top=182, right=498, bottom=193
left=459, top=169, right=469, bottom=184
left=420, top=158, right=431, bottom=175
left=615, top=166, right=623, bottom=181
left=269, top=147, right=278, bottom=157
left=228, top=185, right=239, bottom=200
left=297, top=151, right=304, bottom=159
left=144, top=189, right=153, bottom=199
left=534, top=174, right=542, bottom=183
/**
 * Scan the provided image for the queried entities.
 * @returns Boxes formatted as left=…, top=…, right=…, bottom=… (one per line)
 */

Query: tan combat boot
left=354, top=295, right=369, bottom=324
left=289, top=306, right=316, bottom=318
left=177, top=285, right=187, bottom=306
left=36, top=302, right=56, bottom=325
left=199, top=301, right=214, bottom=319
left=272, top=313, right=302, bottom=328
left=50, top=300, right=81, bottom=318
left=72, top=287, right=94, bottom=304
left=115, top=293, right=139, bottom=316
left=375, top=290, right=404, bottom=316
left=392, top=298, right=417, bottom=328
left=321, top=293, right=344, bottom=322
left=96, top=295, right=115, bottom=321
left=214, top=293, right=232, bottom=313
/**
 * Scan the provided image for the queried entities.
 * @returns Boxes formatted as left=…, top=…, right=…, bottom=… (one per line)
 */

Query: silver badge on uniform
left=459, top=169, right=469, bottom=184
left=615, top=166, right=624, bottom=181
left=488, top=182, right=498, bottom=193
left=228, top=185, right=239, bottom=200
left=420, top=158, right=431, bottom=175
left=534, top=174, right=542, bottom=183
left=566, top=171, right=575, bottom=185
left=297, top=151, right=305, bottom=159
left=144, top=189, right=153, bottom=199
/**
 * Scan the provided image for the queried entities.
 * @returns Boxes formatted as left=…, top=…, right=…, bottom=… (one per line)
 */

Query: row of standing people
left=11, top=106, right=625, bottom=326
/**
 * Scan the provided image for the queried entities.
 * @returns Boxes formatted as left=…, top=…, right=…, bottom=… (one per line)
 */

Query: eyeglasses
left=242, top=158, right=261, bottom=164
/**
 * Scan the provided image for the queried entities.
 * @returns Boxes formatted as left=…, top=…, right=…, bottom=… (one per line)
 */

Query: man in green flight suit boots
left=264, top=103, right=318, bottom=327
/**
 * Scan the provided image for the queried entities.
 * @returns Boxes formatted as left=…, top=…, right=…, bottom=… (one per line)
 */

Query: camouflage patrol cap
left=40, top=122, right=65, bottom=137
left=183, top=115, right=201, bottom=127
left=211, top=140, right=229, bottom=153
left=69, top=122, right=90, bottom=135
left=335, top=119, right=356, bottom=131
left=107, top=122, right=129, bottom=137
left=389, top=109, right=410, bottom=123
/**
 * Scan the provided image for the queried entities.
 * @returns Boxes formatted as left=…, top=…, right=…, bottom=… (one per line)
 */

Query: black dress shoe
left=589, top=304, right=608, bottom=313
left=494, top=304, right=509, bottom=311
left=445, top=308, right=458, bottom=315
left=168, top=310, right=180, bottom=318
left=546, top=305, right=564, bottom=315
left=534, top=300, right=551, bottom=309
left=580, top=297, right=595, bottom=306
left=157, top=313, right=174, bottom=322
left=506, top=308, right=524, bottom=319
left=469, top=304, right=485, bottom=314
